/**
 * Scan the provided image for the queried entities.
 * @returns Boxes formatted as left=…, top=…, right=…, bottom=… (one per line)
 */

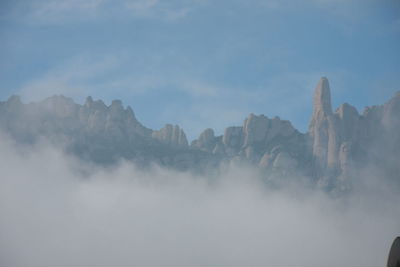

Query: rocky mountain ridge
left=1, top=77, right=399, bottom=190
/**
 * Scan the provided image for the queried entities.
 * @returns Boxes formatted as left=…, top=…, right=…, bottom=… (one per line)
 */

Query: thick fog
left=0, top=133, right=398, bottom=267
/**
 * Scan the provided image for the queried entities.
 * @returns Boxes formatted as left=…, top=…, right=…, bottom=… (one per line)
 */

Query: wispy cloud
left=123, top=0, right=195, bottom=20
left=4, top=0, right=398, bottom=26
left=3, top=0, right=205, bottom=23
left=6, top=0, right=106, bottom=23
left=18, top=55, right=121, bottom=101
left=17, top=53, right=224, bottom=101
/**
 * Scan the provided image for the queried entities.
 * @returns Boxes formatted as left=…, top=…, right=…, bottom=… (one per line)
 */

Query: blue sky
left=0, top=0, right=399, bottom=140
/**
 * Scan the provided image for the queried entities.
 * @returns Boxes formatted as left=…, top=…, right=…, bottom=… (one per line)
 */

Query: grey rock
left=0, top=77, right=399, bottom=191
left=243, top=114, right=269, bottom=146
left=272, top=151, right=297, bottom=170
left=152, top=124, right=188, bottom=148
left=309, top=77, right=334, bottom=174
left=259, top=152, right=272, bottom=168
left=191, top=128, right=216, bottom=152
left=222, top=126, right=244, bottom=156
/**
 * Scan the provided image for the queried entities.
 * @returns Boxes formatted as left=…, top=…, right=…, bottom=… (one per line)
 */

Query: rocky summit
left=1, top=78, right=399, bottom=191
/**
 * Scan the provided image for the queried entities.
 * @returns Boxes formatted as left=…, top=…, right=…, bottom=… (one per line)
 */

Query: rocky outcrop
left=0, top=78, right=399, bottom=190
left=191, top=113, right=309, bottom=175
left=308, top=78, right=358, bottom=188
left=309, top=77, right=335, bottom=176
left=356, top=91, right=400, bottom=184
left=222, top=126, right=244, bottom=155
left=308, top=78, right=400, bottom=190
left=191, top=128, right=217, bottom=152
left=152, top=124, right=188, bottom=148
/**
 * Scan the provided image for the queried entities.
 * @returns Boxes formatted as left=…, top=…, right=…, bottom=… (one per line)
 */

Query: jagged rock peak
left=313, top=77, right=332, bottom=116
left=152, top=124, right=188, bottom=148
left=85, top=96, right=94, bottom=106
left=111, top=99, right=123, bottom=108
left=126, top=106, right=136, bottom=118
left=243, top=113, right=269, bottom=146
left=336, top=103, right=359, bottom=120
left=192, top=128, right=216, bottom=151
left=308, top=77, right=336, bottom=175
left=109, top=99, right=125, bottom=116
left=84, top=97, right=107, bottom=110
left=7, top=95, right=22, bottom=104
left=223, top=126, right=243, bottom=148
left=44, top=95, right=74, bottom=105
left=198, top=128, right=215, bottom=142
left=382, top=90, right=400, bottom=128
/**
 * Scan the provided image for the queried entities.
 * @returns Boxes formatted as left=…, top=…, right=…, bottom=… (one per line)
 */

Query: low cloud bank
left=0, top=134, right=398, bottom=267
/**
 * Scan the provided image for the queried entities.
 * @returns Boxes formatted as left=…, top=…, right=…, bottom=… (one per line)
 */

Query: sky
left=0, top=0, right=400, bottom=139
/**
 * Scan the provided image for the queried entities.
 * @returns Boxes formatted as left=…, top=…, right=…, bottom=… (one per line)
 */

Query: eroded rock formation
left=1, top=77, right=399, bottom=190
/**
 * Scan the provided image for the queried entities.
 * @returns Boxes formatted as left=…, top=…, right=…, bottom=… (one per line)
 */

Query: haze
left=0, top=133, right=399, bottom=267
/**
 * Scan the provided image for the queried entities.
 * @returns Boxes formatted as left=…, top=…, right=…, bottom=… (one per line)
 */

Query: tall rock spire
left=309, top=77, right=333, bottom=136
left=309, top=77, right=335, bottom=182
left=312, top=77, right=332, bottom=118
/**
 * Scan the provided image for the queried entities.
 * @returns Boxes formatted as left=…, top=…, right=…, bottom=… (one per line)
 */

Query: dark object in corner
left=388, top=237, right=400, bottom=267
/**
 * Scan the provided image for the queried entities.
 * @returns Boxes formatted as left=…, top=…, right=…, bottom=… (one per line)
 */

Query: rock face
left=191, top=128, right=217, bottom=152
left=0, top=95, right=185, bottom=164
left=308, top=78, right=363, bottom=188
left=152, top=124, right=188, bottom=148
left=0, top=78, right=399, bottom=190
left=308, top=78, right=400, bottom=190
left=309, top=78, right=335, bottom=176
left=190, top=113, right=308, bottom=175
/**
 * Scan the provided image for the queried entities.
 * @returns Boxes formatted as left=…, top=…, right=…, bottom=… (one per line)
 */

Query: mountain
left=1, top=77, right=399, bottom=191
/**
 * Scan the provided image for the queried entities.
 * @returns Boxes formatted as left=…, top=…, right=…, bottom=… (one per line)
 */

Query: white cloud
left=0, top=132, right=398, bottom=267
